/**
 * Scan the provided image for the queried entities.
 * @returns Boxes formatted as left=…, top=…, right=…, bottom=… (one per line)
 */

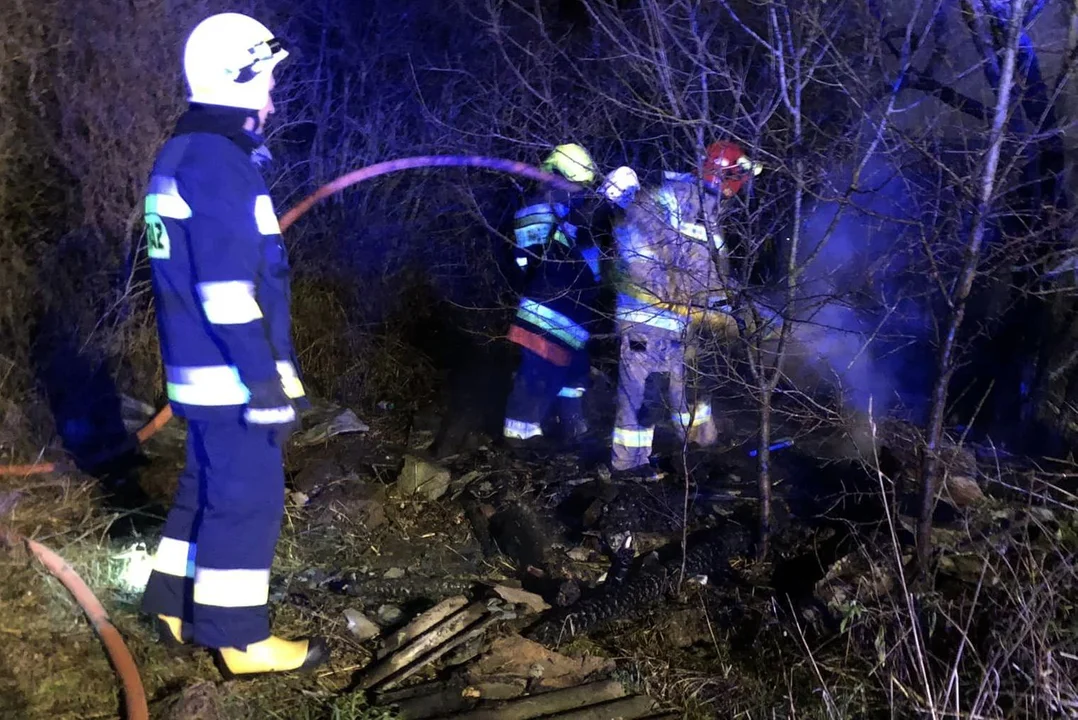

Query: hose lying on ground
left=0, top=155, right=577, bottom=477
left=0, top=526, right=149, bottom=720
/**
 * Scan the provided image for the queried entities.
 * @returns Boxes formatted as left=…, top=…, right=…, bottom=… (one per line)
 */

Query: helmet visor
left=235, top=37, right=289, bottom=84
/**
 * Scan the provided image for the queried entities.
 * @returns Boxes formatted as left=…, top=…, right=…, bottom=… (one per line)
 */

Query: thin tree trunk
left=756, top=392, right=774, bottom=558
left=754, top=4, right=804, bottom=561
left=1069, top=0, right=1078, bottom=66
left=916, top=0, right=1028, bottom=570
left=683, top=3, right=709, bottom=583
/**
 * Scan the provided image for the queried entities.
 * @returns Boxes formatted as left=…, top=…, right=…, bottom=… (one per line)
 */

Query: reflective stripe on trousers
left=613, top=426, right=654, bottom=448
left=611, top=322, right=716, bottom=471
left=505, top=345, right=590, bottom=438
left=152, top=536, right=195, bottom=578
left=504, top=418, right=543, bottom=440
left=194, top=568, right=271, bottom=608
left=150, top=534, right=273, bottom=610
left=140, top=419, right=285, bottom=648
left=150, top=540, right=269, bottom=606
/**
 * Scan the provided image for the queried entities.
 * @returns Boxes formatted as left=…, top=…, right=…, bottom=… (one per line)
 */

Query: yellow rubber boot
left=155, top=614, right=192, bottom=650
left=216, top=635, right=329, bottom=679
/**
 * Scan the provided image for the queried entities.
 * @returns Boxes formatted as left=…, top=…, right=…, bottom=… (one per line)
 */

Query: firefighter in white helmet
left=609, top=142, right=761, bottom=480
left=139, top=13, right=329, bottom=677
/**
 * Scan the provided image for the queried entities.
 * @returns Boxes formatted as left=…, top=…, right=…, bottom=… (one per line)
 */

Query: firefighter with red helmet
left=703, top=140, right=762, bottom=197
left=609, top=141, right=761, bottom=480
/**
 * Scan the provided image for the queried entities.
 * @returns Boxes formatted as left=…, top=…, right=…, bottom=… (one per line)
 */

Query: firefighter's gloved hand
left=244, top=379, right=298, bottom=441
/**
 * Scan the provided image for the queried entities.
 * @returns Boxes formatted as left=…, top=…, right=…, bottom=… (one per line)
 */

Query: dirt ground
left=1, top=392, right=1076, bottom=719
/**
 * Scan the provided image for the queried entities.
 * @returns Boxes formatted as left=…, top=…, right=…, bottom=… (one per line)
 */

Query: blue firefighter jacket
left=509, top=188, right=600, bottom=360
left=143, top=104, right=306, bottom=421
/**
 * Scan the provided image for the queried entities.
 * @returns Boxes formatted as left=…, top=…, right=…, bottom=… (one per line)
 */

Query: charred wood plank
left=431, top=680, right=626, bottom=720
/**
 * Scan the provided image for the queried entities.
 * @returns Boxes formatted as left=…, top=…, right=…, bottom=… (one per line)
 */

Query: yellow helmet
left=541, top=143, right=598, bottom=185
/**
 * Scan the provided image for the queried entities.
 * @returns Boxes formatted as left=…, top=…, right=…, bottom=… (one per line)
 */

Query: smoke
left=784, top=150, right=934, bottom=425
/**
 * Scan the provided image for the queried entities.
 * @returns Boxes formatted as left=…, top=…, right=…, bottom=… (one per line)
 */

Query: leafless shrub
left=476, top=0, right=1078, bottom=716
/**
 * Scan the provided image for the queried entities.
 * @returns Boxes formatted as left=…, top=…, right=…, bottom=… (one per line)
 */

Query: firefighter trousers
left=141, top=419, right=285, bottom=649
left=611, top=322, right=717, bottom=472
left=504, top=345, right=590, bottom=440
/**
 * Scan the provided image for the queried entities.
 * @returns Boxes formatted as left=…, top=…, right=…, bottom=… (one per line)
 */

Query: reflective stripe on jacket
left=514, top=297, right=590, bottom=350
left=509, top=189, right=600, bottom=353
left=614, top=292, right=687, bottom=333
left=613, top=179, right=725, bottom=333
left=144, top=105, right=306, bottom=420
left=513, top=201, right=576, bottom=255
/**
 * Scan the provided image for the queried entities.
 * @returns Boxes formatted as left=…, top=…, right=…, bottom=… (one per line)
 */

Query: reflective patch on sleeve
left=276, top=361, right=306, bottom=399
left=145, top=176, right=192, bottom=219
left=144, top=175, right=191, bottom=260
left=197, top=281, right=264, bottom=325
left=557, top=387, right=585, bottom=398
left=145, top=214, right=171, bottom=260
left=193, top=567, right=270, bottom=608
left=254, top=194, right=281, bottom=235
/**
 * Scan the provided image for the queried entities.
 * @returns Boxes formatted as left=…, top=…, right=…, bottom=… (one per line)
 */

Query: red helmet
left=700, top=141, right=762, bottom=197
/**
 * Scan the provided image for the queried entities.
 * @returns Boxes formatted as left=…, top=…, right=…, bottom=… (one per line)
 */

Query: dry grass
left=0, top=457, right=387, bottom=718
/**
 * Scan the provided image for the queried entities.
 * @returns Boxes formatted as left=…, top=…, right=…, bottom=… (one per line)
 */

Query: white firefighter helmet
left=183, top=13, right=289, bottom=111
left=599, top=166, right=640, bottom=208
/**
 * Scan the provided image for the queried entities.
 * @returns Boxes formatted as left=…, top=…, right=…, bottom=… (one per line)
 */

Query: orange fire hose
left=0, top=155, right=577, bottom=478
left=0, top=526, right=149, bottom=720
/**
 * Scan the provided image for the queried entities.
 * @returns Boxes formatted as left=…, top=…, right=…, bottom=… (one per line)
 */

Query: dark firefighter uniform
left=503, top=187, right=600, bottom=442
left=140, top=104, right=308, bottom=650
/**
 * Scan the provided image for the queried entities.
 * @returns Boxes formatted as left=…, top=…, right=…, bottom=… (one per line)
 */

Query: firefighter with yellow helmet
left=502, top=144, right=638, bottom=449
